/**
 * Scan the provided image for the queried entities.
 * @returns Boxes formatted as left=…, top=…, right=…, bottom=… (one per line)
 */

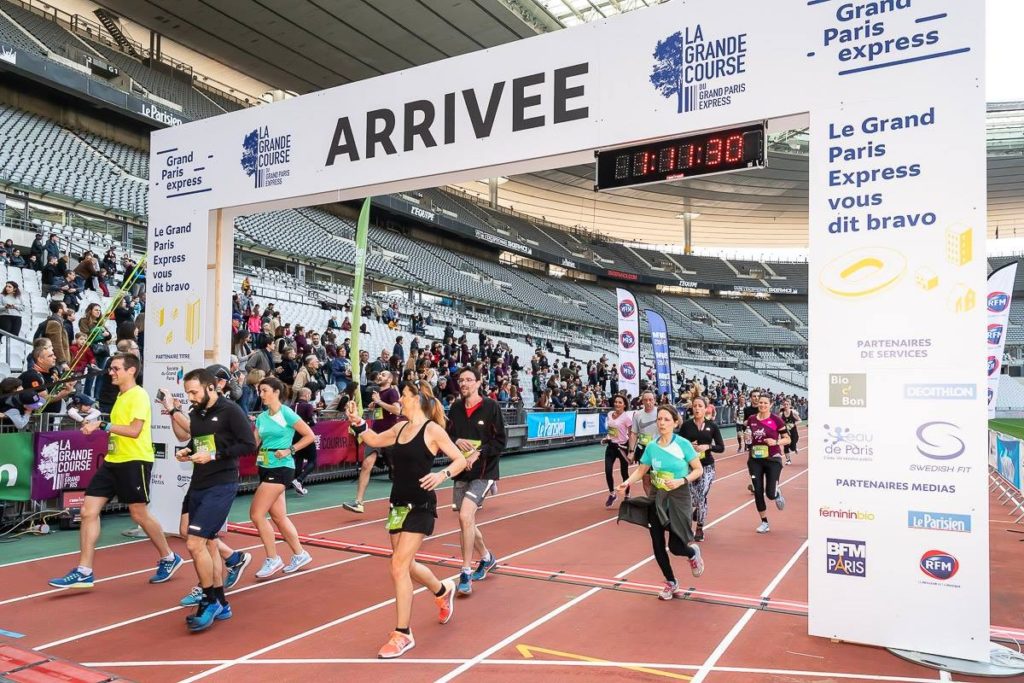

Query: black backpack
left=32, top=319, right=50, bottom=341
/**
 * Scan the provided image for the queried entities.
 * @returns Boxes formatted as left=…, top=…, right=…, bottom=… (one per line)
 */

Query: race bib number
left=461, top=439, right=481, bottom=457
left=386, top=505, right=411, bottom=531
left=194, top=434, right=217, bottom=460
left=752, top=444, right=770, bottom=459
left=374, top=407, right=383, bottom=420
left=638, top=433, right=653, bottom=446
left=257, top=449, right=270, bottom=466
left=651, top=470, right=672, bottom=491
left=607, top=426, right=619, bottom=438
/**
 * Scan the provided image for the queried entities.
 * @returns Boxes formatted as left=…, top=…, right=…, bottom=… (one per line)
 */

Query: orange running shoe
left=436, top=578, right=456, bottom=624
left=377, top=630, right=415, bottom=659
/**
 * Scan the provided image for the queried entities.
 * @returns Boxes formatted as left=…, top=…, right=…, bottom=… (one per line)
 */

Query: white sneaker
left=283, top=551, right=312, bottom=574
left=689, top=544, right=705, bottom=578
left=290, top=479, right=308, bottom=496
left=774, top=488, right=786, bottom=511
left=756, top=521, right=770, bottom=534
left=255, top=556, right=284, bottom=579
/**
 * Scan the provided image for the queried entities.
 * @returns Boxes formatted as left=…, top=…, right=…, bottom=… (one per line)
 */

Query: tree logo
left=650, top=25, right=749, bottom=114
left=241, top=126, right=293, bottom=189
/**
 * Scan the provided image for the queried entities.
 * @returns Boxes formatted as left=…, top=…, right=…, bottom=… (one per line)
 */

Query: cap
left=19, top=391, right=45, bottom=410
left=73, top=394, right=95, bottom=406
left=206, top=364, right=231, bottom=382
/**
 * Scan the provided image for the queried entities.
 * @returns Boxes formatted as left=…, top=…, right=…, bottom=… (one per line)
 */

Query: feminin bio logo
left=241, top=126, right=293, bottom=189
left=650, top=24, right=748, bottom=114
left=826, top=538, right=866, bottom=577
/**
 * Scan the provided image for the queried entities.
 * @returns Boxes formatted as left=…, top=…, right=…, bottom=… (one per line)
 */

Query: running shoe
left=689, top=545, right=705, bottom=578
left=224, top=552, right=252, bottom=589
left=437, top=579, right=457, bottom=623
left=785, top=456, right=792, bottom=465
left=150, top=553, right=184, bottom=584
left=756, top=521, right=770, bottom=534
left=121, top=525, right=147, bottom=538
left=457, top=570, right=472, bottom=595
left=774, top=488, right=786, bottom=511
left=255, top=556, right=284, bottom=579
left=290, top=479, right=308, bottom=496
left=180, top=586, right=203, bottom=607
left=215, top=603, right=233, bottom=621
left=471, top=555, right=497, bottom=581
left=48, top=568, right=94, bottom=589
left=187, top=601, right=224, bottom=632
left=694, top=526, right=705, bottom=543
left=658, top=580, right=678, bottom=600
left=283, top=551, right=312, bottom=574
left=378, top=630, right=415, bottom=659
left=489, top=482, right=498, bottom=495
left=604, top=492, right=616, bottom=508
left=748, top=483, right=755, bottom=494
left=342, top=501, right=364, bottom=514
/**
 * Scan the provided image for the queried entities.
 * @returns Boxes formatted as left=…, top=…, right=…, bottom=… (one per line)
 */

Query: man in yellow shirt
left=49, top=353, right=183, bottom=589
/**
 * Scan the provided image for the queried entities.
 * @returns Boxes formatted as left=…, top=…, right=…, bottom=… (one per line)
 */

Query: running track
left=0, top=427, right=1021, bottom=682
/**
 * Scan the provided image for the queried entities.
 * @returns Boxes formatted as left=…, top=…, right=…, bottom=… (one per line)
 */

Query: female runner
left=677, top=397, right=724, bottom=542
left=744, top=395, right=791, bottom=533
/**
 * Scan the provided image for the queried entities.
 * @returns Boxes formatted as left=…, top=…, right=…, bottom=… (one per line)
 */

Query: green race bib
left=638, top=433, right=653, bottom=446
left=752, top=444, right=770, bottom=459
left=374, top=407, right=384, bottom=420
left=386, top=505, right=411, bottom=531
left=607, top=426, right=619, bottom=438
left=194, top=434, right=217, bottom=459
left=651, top=470, right=672, bottom=491
left=461, top=439, right=482, bottom=457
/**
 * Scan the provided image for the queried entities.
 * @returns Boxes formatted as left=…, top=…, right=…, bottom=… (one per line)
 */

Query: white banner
left=987, top=262, right=1017, bottom=417
left=616, top=288, right=640, bottom=398
left=575, top=412, right=602, bottom=437
left=806, top=1, right=988, bottom=661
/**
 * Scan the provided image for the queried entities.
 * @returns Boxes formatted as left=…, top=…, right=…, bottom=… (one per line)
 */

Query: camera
left=156, top=389, right=166, bottom=402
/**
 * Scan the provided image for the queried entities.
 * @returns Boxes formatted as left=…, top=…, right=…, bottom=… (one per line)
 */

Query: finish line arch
left=144, top=0, right=987, bottom=664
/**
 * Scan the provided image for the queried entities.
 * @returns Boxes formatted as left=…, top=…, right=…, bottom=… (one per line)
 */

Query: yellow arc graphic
left=820, top=247, right=906, bottom=298
left=516, top=644, right=692, bottom=680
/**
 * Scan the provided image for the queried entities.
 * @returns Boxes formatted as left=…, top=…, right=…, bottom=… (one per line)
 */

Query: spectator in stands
left=329, top=347, right=351, bottom=393
left=20, top=342, right=75, bottom=414
left=240, top=369, right=265, bottom=414
left=610, top=364, right=619, bottom=395
left=30, top=234, right=44, bottom=264
left=341, top=316, right=352, bottom=331
left=67, top=394, right=101, bottom=424
left=8, top=249, right=25, bottom=268
left=0, top=377, right=41, bottom=431
left=58, top=271, right=81, bottom=311
left=26, top=254, right=39, bottom=271
left=294, top=325, right=309, bottom=356
left=102, top=248, right=118, bottom=276
left=0, top=281, right=24, bottom=343
left=39, top=300, right=71, bottom=366
left=372, top=300, right=382, bottom=322
left=74, top=251, right=99, bottom=291
left=233, top=330, right=253, bottom=363
left=308, top=333, right=328, bottom=364
left=45, top=234, right=60, bottom=262
left=69, top=331, right=95, bottom=380
left=393, top=336, right=405, bottom=363
left=535, top=390, right=550, bottom=409
left=292, top=355, right=322, bottom=396
left=276, top=348, right=299, bottom=389
left=367, top=349, right=389, bottom=383
left=41, top=255, right=60, bottom=291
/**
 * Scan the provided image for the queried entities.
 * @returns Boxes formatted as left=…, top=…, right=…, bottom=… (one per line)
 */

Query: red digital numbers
left=633, top=150, right=656, bottom=176
left=725, top=134, right=743, bottom=163
left=706, top=137, right=723, bottom=166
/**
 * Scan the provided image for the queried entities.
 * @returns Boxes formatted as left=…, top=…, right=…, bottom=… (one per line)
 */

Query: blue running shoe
left=215, top=603, right=232, bottom=621
left=48, top=568, right=94, bottom=589
left=180, top=586, right=203, bottom=607
left=187, top=601, right=224, bottom=632
left=456, top=570, right=472, bottom=595
left=224, top=552, right=252, bottom=589
left=471, top=555, right=497, bottom=582
left=150, top=553, right=184, bottom=584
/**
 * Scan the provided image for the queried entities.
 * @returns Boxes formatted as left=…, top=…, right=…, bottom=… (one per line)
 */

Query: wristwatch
left=442, top=469, right=451, bottom=480
left=289, top=446, right=296, bottom=456
left=99, top=421, right=110, bottom=432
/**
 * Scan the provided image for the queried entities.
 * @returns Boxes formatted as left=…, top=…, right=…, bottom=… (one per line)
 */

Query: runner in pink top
left=744, top=395, right=790, bottom=534
left=602, top=395, right=633, bottom=508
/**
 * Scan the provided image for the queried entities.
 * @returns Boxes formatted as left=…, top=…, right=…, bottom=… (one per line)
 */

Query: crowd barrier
left=989, top=429, right=1024, bottom=523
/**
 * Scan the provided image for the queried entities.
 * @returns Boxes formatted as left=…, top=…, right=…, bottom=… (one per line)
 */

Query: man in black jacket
left=447, top=366, right=506, bottom=597
left=168, top=367, right=257, bottom=632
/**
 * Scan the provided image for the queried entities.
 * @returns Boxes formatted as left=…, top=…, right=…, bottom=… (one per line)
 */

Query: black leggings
left=747, top=457, right=783, bottom=513
left=292, top=432, right=317, bottom=484
left=0, top=315, right=21, bottom=340
left=649, top=508, right=695, bottom=583
left=784, top=429, right=799, bottom=454
left=604, top=442, right=629, bottom=492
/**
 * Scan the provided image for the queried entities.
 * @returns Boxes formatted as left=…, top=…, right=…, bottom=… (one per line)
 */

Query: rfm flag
left=615, top=288, right=640, bottom=398
left=644, top=309, right=673, bottom=398
left=988, top=261, right=1018, bottom=417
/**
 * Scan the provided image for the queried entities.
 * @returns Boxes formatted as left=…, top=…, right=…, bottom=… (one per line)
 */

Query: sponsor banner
left=0, top=433, right=34, bottom=501
left=995, top=434, right=1021, bottom=491
left=526, top=411, right=576, bottom=440
left=616, top=288, right=640, bottom=398
left=313, top=420, right=362, bottom=466
left=31, top=430, right=107, bottom=500
left=574, top=412, right=603, bottom=438
left=986, top=262, right=1017, bottom=417
left=645, top=309, right=673, bottom=398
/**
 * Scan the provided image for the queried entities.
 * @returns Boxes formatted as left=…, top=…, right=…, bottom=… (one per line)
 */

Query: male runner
left=627, top=391, right=659, bottom=494
left=343, top=370, right=401, bottom=513
left=447, top=366, right=506, bottom=595
left=49, top=354, right=182, bottom=588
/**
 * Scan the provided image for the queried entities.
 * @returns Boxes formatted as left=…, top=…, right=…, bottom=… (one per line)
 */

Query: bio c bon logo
left=915, top=421, right=965, bottom=461
left=988, top=324, right=1004, bottom=346
left=619, top=299, right=636, bottom=318
left=620, top=330, right=636, bottom=349
left=620, top=362, right=637, bottom=380
left=988, top=292, right=1009, bottom=313
left=920, top=549, right=959, bottom=580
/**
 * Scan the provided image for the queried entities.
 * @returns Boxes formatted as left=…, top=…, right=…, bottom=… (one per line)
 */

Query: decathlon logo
left=620, top=330, right=636, bottom=349
left=241, top=126, right=293, bottom=189
left=920, top=550, right=959, bottom=581
left=620, top=362, right=637, bottom=381
left=915, top=421, right=965, bottom=461
left=650, top=25, right=748, bottom=114
left=619, top=299, right=636, bottom=318
left=826, top=538, right=866, bottom=578
left=988, top=292, right=1009, bottom=313
left=989, top=324, right=1005, bottom=346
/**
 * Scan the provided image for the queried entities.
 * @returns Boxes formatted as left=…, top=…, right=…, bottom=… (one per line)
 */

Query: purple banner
left=31, top=430, right=108, bottom=500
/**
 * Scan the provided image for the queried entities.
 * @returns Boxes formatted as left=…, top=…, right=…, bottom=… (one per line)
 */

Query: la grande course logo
left=241, top=126, right=293, bottom=189
left=650, top=25, right=748, bottom=114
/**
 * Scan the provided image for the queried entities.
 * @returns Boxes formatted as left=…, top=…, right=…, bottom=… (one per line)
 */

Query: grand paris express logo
left=650, top=24, right=748, bottom=114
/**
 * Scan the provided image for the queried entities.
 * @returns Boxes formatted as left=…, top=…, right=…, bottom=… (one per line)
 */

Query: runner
left=677, top=397, right=724, bottom=542
left=251, top=377, right=316, bottom=578
left=343, top=370, right=401, bottom=514
left=162, top=377, right=254, bottom=609
left=447, top=366, right=507, bottom=596
left=290, top=387, right=318, bottom=495
left=602, top=394, right=633, bottom=507
left=734, top=394, right=747, bottom=452
left=626, top=390, right=658, bottom=494
left=744, top=395, right=790, bottom=533
left=49, top=354, right=183, bottom=588
left=345, top=381, right=469, bottom=659
left=170, top=367, right=257, bottom=631
left=743, top=390, right=760, bottom=493
left=780, top=398, right=801, bottom=465
left=617, top=404, right=705, bottom=600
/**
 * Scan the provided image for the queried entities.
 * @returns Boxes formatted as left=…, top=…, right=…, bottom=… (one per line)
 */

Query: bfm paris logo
left=988, top=323, right=1004, bottom=346
left=826, top=538, right=866, bottom=577
left=619, top=298, right=636, bottom=318
left=241, top=126, right=293, bottom=189
left=620, top=330, right=636, bottom=349
left=988, top=291, right=1009, bottom=313
left=650, top=24, right=748, bottom=114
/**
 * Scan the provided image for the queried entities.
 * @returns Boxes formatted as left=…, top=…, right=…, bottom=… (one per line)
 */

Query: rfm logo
left=988, top=291, right=1009, bottom=313
left=989, top=356, right=1000, bottom=377
left=988, top=324, right=1004, bottom=346
left=619, top=299, right=636, bottom=318
left=920, top=550, right=959, bottom=581
left=620, top=362, right=637, bottom=380
left=620, top=330, right=636, bottom=349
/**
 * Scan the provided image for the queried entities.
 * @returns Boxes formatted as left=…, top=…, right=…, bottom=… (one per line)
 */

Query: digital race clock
left=595, top=122, right=766, bottom=191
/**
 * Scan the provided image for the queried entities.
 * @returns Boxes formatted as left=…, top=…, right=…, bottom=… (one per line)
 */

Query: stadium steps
left=743, top=301, right=773, bottom=326
left=778, top=302, right=806, bottom=327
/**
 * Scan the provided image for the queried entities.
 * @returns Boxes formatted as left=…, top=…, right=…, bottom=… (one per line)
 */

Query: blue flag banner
left=645, top=310, right=673, bottom=398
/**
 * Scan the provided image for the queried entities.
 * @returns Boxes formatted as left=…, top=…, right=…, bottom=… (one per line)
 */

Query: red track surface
left=1, top=428, right=1022, bottom=683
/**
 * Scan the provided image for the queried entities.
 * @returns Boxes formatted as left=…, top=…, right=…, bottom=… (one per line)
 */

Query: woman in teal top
left=251, top=377, right=316, bottom=579
left=618, top=405, right=706, bottom=600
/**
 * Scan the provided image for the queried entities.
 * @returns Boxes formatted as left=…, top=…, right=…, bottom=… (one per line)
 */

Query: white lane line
left=35, top=487, right=606, bottom=651
left=690, top=539, right=810, bottom=683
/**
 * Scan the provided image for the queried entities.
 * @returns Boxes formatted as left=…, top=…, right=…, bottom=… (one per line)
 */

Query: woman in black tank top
left=345, top=381, right=469, bottom=660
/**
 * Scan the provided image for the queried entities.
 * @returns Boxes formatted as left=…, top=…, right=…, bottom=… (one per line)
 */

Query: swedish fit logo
left=989, top=324, right=1004, bottom=346
left=650, top=25, right=748, bottom=114
left=828, top=374, right=866, bottom=408
left=915, top=421, right=965, bottom=461
left=920, top=549, right=959, bottom=581
left=620, top=362, right=637, bottom=381
left=907, top=511, right=971, bottom=533
left=241, top=126, right=293, bottom=189
left=826, top=538, right=866, bottom=577
left=620, top=330, right=636, bottom=349
left=988, top=356, right=1000, bottom=377
left=988, top=291, right=1009, bottom=313
left=619, top=298, right=636, bottom=318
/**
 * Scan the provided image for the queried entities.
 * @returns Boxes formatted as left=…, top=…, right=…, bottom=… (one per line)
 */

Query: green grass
left=990, top=418, right=1024, bottom=442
